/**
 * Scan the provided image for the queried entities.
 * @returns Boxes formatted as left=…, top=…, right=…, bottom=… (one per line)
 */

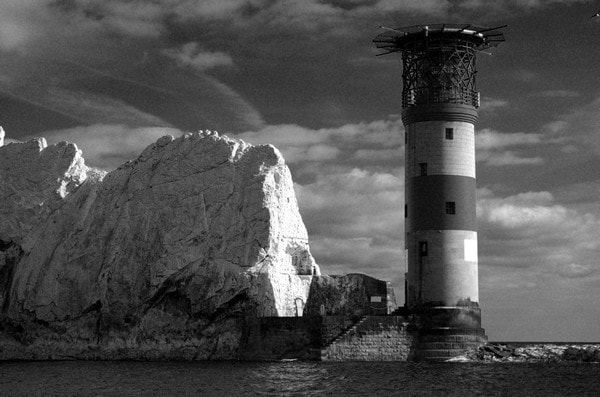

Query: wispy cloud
left=542, top=95, right=600, bottom=155
left=0, top=1, right=264, bottom=135
left=169, top=0, right=271, bottom=21
left=368, top=0, right=451, bottom=14
left=534, top=89, right=580, bottom=98
left=479, top=97, right=509, bottom=112
left=556, top=262, right=596, bottom=278
left=0, top=84, right=169, bottom=127
left=47, top=88, right=170, bottom=126
left=0, top=0, right=52, bottom=51
left=50, top=0, right=166, bottom=38
left=477, top=130, right=543, bottom=150
left=162, top=42, right=234, bottom=72
left=478, top=151, right=544, bottom=166
left=509, top=69, right=538, bottom=83
left=476, top=129, right=546, bottom=166
left=478, top=190, right=564, bottom=231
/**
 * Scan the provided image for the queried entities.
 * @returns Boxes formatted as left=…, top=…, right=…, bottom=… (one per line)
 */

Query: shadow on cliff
left=0, top=239, right=23, bottom=315
left=0, top=254, right=280, bottom=360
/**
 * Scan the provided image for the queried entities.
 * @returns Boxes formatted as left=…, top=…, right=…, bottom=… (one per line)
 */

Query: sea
left=1, top=360, right=599, bottom=396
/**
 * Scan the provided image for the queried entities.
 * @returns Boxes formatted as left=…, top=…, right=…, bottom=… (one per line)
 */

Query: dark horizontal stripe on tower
left=406, top=175, right=476, bottom=231
left=401, top=103, right=478, bottom=125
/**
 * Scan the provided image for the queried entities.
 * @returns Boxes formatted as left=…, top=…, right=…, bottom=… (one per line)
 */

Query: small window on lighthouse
left=445, top=201, right=456, bottom=215
left=419, top=241, right=428, bottom=256
left=445, top=128, right=454, bottom=140
left=419, top=163, right=427, bottom=176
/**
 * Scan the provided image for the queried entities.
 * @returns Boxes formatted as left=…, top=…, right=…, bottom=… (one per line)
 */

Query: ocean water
left=1, top=360, right=599, bottom=396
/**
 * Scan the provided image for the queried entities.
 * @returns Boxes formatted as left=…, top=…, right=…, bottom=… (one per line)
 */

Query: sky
left=1, top=0, right=600, bottom=342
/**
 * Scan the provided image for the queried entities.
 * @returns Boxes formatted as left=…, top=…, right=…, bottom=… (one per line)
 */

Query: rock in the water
left=0, top=126, right=4, bottom=146
left=0, top=131, right=318, bottom=360
left=455, top=343, right=600, bottom=363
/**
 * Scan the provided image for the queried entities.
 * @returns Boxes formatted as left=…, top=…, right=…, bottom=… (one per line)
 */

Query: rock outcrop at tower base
left=0, top=131, right=318, bottom=360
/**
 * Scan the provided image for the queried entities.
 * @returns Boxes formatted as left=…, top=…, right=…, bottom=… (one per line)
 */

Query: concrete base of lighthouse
left=412, top=306, right=488, bottom=361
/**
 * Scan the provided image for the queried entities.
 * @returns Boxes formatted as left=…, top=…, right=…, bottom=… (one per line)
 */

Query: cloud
left=534, top=90, right=580, bottom=98
left=368, top=0, right=451, bottom=14
left=542, top=95, right=600, bottom=156
left=0, top=84, right=170, bottom=127
left=509, top=69, right=538, bottom=83
left=438, top=0, right=593, bottom=15
left=479, top=97, right=509, bottom=113
left=476, top=129, right=545, bottom=166
left=33, top=124, right=185, bottom=170
left=170, top=0, right=271, bottom=21
left=162, top=42, right=234, bottom=72
left=478, top=151, right=544, bottom=166
left=478, top=190, right=565, bottom=230
left=0, top=0, right=39, bottom=51
left=50, top=0, right=167, bottom=38
left=237, top=118, right=404, bottom=165
left=0, top=1, right=265, bottom=135
left=47, top=87, right=170, bottom=126
left=477, top=188, right=600, bottom=279
left=295, top=167, right=404, bottom=285
left=296, top=168, right=402, bottom=235
left=505, top=0, right=592, bottom=7
left=476, top=129, right=542, bottom=150
left=476, top=185, right=600, bottom=341
left=0, top=0, right=163, bottom=56
left=557, top=263, right=596, bottom=279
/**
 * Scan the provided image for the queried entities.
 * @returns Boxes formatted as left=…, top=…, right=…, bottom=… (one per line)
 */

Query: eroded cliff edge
left=0, top=131, right=323, bottom=360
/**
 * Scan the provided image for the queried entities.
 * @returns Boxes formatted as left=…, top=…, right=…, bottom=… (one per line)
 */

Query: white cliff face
left=0, top=126, right=4, bottom=146
left=0, top=130, right=318, bottom=359
left=0, top=138, right=96, bottom=247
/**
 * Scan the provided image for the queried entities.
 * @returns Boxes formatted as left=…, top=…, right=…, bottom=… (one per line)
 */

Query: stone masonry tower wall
left=405, top=114, right=478, bottom=308
left=374, top=24, right=506, bottom=360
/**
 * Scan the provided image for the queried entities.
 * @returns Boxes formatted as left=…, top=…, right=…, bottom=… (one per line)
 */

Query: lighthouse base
left=413, top=306, right=488, bottom=361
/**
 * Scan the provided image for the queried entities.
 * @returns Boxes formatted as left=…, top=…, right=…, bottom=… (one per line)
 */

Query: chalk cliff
left=0, top=131, right=318, bottom=359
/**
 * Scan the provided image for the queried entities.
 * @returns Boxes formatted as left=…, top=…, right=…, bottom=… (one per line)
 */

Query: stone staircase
left=326, top=315, right=368, bottom=346
left=320, top=316, right=414, bottom=361
left=313, top=309, right=487, bottom=361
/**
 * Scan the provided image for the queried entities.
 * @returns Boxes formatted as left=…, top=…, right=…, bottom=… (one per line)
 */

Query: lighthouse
left=374, top=24, right=506, bottom=360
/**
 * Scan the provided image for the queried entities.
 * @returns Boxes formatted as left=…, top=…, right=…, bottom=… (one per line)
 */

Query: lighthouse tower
left=374, top=24, right=506, bottom=360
